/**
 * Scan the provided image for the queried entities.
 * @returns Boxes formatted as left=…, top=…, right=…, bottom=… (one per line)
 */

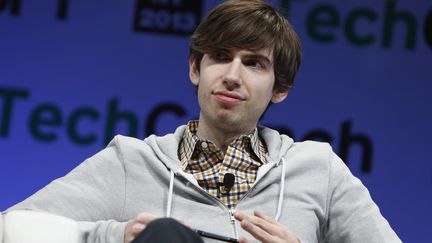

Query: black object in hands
left=194, top=229, right=239, bottom=243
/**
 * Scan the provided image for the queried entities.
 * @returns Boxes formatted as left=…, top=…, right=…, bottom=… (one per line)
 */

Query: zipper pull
left=229, top=209, right=239, bottom=239
left=229, top=209, right=236, bottom=223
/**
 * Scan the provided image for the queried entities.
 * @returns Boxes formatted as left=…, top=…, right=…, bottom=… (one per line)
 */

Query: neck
left=196, top=117, right=256, bottom=153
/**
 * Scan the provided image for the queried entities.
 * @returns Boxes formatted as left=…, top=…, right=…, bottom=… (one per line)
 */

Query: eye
left=209, top=51, right=231, bottom=62
left=244, top=59, right=265, bottom=70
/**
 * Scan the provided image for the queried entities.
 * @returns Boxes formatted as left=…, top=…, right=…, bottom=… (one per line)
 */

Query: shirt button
left=201, top=142, right=208, bottom=149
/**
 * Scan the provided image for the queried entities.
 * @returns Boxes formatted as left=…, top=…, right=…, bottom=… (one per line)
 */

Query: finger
left=131, top=223, right=146, bottom=236
left=135, top=212, right=159, bottom=224
left=234, top=211, right=248, bottom=221
left=240, top=217, right=275, bottom=242
left=178, top=218, right=192, bottom=228
left=125, top=223, right=145, bottom=243
left=245, top=214, right=281, bottom=236
left=238, top=236, right=249, bottom=243
left=236, top=210, right=277, bottom=226
left=125, top=232, right=136, bottom=243
left=236, top=211, right=285, bottom=239
left=235, top=211, right=279, bottom=236
left=254, top=211, right=299, bottom=243
left=254, top=210, right=278, bottom=225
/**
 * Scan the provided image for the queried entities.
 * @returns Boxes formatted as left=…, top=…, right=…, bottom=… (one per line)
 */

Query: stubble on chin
left=214, top=110, right=254, bottom=135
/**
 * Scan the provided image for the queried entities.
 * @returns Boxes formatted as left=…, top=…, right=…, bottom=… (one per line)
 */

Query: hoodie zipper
left=173, top=161, right=280, bottom=238
left=225, top=161, right=281, bottom=238
left=229, top=208, right=238, bottom=239
left=176, top=171, right=240, bottom=238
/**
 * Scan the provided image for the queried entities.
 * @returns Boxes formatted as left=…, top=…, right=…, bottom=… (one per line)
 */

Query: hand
left=124, top=212, right=158, bottom=243
left=234, top=210, right=299, bottom=243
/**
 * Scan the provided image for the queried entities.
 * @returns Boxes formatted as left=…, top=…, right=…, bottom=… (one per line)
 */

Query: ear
left=189, top=56, right=200, bottom=86
left=271, top=91, right=288, bottom=103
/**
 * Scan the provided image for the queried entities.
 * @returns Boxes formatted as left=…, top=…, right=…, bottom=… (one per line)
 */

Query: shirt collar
left=181, top=120, right=267, bottom=163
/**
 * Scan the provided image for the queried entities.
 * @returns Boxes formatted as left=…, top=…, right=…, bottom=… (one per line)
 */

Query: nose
left=223, top=59, right=242, bottom=89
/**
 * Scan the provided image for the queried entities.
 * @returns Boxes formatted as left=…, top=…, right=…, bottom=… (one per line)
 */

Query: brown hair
left=190, top=0, right=302, bottom=92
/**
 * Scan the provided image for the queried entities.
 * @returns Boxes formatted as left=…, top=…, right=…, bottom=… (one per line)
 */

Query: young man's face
left=189, top=48, right=288, bottom=134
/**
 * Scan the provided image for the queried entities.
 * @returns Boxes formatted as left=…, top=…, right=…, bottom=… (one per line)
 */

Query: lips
left=212, top=91, right=245, bottom=105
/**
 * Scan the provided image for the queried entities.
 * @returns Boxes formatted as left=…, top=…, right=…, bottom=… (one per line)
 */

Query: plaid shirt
left=178, top=120, right=268, bottom=209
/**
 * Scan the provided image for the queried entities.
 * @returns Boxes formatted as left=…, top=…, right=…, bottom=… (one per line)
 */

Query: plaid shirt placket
left=178, top=121, right=267, bottom=209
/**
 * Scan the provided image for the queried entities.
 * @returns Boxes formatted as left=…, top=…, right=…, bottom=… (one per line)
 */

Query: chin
left=216, top=115, right=248, bottom=131
left=215, top=110, right=238, bottom=122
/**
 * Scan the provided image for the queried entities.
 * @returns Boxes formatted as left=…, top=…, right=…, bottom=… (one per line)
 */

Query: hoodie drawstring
left=275, top=157, right=286, bottom=221
left=166, top=169, right=175, bottom=217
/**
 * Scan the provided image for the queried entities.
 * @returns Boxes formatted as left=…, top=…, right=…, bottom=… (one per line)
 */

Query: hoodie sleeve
left=324, top=150, right=401, bottom=243
left=4, top=136, right=128, bottom=243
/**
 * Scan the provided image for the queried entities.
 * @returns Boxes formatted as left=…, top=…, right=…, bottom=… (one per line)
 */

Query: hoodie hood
left=258, top=126, right=294, bottom=163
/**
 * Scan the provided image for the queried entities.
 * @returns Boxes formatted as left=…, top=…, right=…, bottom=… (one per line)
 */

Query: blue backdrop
left=1, top=0, right=431, bottom=242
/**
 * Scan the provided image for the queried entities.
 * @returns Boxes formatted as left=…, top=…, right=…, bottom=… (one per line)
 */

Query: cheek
left=196, top=82, right=210, bottom=105
left=254, top=79, right=275, bottom=99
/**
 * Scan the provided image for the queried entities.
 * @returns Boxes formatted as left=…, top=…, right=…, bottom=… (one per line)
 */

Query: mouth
left=212, top=91, right=245, bottom=105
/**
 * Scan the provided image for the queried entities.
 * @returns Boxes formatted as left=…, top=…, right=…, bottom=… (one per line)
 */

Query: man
left=5, top=0, right=400, bottom=242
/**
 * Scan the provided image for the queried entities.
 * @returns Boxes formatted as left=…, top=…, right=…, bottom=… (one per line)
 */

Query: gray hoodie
left=5, top=125, right=400, bottom=242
